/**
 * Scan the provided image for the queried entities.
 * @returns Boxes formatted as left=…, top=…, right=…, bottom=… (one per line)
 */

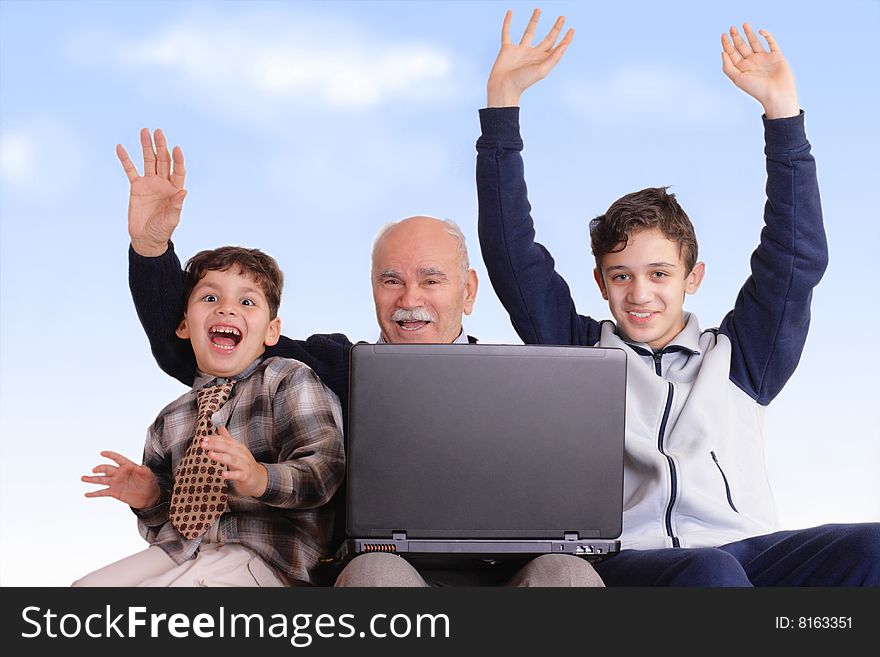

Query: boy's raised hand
left=117, top=128, right=187, bottom=257
left=487, top=8, right=574, bottom=107
left=82, top=451, right=161, bottom=510
left=721, top=24, right=799, bottom=120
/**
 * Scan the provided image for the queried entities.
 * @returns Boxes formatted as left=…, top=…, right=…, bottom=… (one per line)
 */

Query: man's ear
left=593, top=268, right=608, bottom=301
left=264, top=317, right=281, bottom=346
left=685, top=262, right=706, bottom=295
left=462, top=269, right=479, bottom=316
left=175, top=316, right=190, bottom=340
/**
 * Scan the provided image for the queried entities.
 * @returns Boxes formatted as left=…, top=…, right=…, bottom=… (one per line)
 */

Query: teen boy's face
left=594, top=227, right=704, bottom=351
left=176, top=268, right=281, bottom=378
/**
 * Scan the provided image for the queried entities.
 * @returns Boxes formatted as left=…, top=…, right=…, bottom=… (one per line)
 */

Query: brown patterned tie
left=169, top=381, right=235, bottom=540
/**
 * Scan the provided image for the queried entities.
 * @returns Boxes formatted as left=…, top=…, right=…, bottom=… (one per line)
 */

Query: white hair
left=371, top=216, right=470, bottom=282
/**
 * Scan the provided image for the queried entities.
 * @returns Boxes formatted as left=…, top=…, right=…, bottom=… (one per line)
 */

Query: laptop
left=335, top=343, right=626, bottom=566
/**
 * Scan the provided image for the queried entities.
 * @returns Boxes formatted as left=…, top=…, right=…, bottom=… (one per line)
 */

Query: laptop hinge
left=564, top=532, right=579, bottom=541
left=392, top=531, right=407, bottom=541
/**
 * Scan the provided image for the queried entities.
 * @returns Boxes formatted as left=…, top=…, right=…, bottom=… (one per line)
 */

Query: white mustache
left=392, top=307, right=436, bottom=322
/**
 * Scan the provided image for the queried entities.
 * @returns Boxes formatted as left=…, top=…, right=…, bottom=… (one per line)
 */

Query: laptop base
left=335, top=538, right=620, bottom=565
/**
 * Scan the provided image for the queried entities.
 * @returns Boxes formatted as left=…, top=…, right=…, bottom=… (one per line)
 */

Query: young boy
left=476, top=9, right=879, bottom=585
left=76, top=246, right=345, bottom=586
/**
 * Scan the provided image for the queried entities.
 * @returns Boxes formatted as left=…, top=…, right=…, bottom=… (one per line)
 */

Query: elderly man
left=121, top=128, right=602, bottom=587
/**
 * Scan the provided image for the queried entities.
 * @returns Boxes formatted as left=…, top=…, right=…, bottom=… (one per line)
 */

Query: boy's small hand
left=487, top=8, right=574, bottom=107
left=82, top=451, right=161, bottom=510
left=203, top=427, right=269, bottom=499
left=721, top=24, right=799, bottom=119
left=117, top=128, right=187, bottom=257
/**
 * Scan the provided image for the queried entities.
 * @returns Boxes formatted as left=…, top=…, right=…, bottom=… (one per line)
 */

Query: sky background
left=1, top=0, right=878, bottom=587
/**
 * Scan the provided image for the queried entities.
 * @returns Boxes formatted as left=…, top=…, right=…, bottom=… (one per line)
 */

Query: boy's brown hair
left=589, top=186, right=699, bottom=274
left=182, top=246, right=284, bottom=319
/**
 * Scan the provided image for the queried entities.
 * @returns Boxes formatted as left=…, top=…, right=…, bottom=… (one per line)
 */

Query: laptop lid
left=343, top=343, right=626, bottom=551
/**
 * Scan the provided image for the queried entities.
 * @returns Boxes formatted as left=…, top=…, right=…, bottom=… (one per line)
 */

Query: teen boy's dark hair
left=182, top=246, right=284, bottom=319
left=589, top=186, right=699, bottom=274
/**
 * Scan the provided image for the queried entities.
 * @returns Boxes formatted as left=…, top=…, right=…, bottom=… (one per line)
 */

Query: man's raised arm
left=120, top=128, right=197, bottom=386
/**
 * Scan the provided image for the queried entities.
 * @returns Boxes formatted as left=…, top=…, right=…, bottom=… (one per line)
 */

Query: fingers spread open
left=84, top=488, right=112, bottom=498
left=729, top=25, right=753, bottom=59
left=536, top=15, right=565, bottom=51
left=154, top=128, right=172, bottom=179
left=501, top=9, right=512, bottom=46
left=116, top=144, right=139, bottom=183
left=140, top=127, right=156, bottom=176
left=742, top=23, right=766, bottom=54
left=721, top=50, right=739, bottom=79
left=171, top=145, right=186, bottom=189
left=100, top=450, right=133, bottom=467
left=542, top=28, right=574, bottom=74
left=721, top=33, right=742, bottom=65
left=760, top=28, right=780, bottom=53
left=519, top=7, right=541, bottom=45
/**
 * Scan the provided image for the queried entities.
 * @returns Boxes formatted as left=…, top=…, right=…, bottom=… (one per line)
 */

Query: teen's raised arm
left=476, top=9, right=601, bottom=346
left=718, top=24, right=827, bottom=404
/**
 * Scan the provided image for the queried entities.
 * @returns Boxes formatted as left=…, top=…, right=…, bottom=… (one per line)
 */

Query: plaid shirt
left=134, top=356, right=345, bottom=585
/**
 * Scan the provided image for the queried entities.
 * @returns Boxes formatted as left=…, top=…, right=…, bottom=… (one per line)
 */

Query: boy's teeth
left=210, top=326, right=241, bottom=347
left=630, top=312, right=651, bottom=318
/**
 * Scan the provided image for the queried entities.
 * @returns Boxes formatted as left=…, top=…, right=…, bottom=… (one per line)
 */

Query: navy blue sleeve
left=282, top=333, right=354, bottom=417
left=476, top=107, right=601, bottom=346
left=128, top=242, right=196, bottom=386
left=719, top=112, right=828, bottom=405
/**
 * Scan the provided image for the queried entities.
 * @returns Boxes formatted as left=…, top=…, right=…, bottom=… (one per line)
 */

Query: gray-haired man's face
left=371, top=217, right=477, bottom=344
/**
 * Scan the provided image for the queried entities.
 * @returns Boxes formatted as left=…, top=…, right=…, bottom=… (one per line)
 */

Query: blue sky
left=1, top=0, right=878, bottom=586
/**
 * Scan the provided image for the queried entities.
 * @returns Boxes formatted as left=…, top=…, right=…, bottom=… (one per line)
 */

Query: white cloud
left=563, top=66, right=740, bottom=123
left=67, top=10, right=457, bottom=120
left=0, top=117, right=82, bottom=195
left=0, top=132, right=34, bottom=186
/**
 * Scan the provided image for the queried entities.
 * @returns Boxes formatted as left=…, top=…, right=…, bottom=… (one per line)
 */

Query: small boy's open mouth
left=209, top=325, right=242, bottom=350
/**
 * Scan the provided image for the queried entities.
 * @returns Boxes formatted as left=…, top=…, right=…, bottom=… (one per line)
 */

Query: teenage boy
left=476, top=9, right=879, bottom=585
left=76, top=246, right=345, bottom=586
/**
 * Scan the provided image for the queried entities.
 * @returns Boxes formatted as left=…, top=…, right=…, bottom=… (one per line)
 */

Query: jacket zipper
left=650, top=351, right=680, bottom=547
left=658, top=381, right=679, bottom=546
left=711, top=451, right=739, bottom=512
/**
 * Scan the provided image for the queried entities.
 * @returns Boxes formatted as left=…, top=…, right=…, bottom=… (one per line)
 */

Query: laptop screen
left=344, top=343, right=626, bottom=542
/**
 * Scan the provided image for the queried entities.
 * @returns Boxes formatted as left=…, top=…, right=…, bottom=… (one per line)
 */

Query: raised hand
left=117, top=128, right=187, bottom=257
left=721, top=24, right=798, bottom=119
left=487, top=8, right=574, bottom=107
left=203, top=427, right=269, bottom=499
left=82, top=451, right=161, bottom=510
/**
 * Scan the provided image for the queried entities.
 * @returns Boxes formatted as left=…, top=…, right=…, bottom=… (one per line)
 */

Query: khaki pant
left=72, top=525, right=286, bottom=587
left=334, top=553, right=604, bottom=587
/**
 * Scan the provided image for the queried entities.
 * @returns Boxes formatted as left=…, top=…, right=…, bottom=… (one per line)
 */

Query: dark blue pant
left=593, top=523, right=880, bottom=586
